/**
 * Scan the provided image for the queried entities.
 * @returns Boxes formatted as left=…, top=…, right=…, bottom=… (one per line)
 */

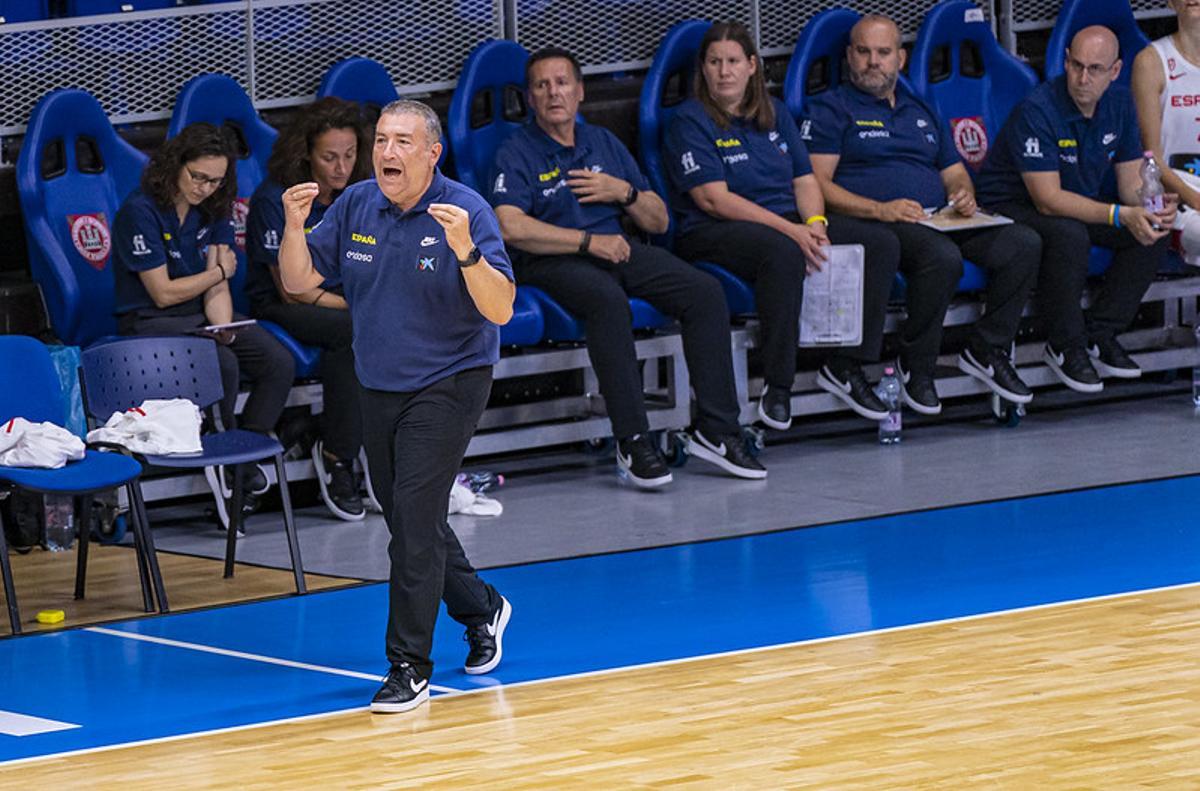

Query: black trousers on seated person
left=516, top=239, right=741, bottom=439
left=991, top=201, right=1169, bottom=352
left=678, top=212, right=900, bottom=385
left=827, top=215, right=1040, bottom=374
left=118, top=310, right=294, bottom=434
left=255, top=301, right=362, bottom=462
left=360, top=366, right=500, bottom=677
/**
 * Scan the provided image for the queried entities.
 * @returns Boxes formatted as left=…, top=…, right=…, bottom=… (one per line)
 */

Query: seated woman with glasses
left=245, top=97, right=372, bottom=521
left=112, top=122, right=295, bottom=515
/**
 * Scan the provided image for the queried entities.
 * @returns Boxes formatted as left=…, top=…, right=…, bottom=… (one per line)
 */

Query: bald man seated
left=976, top=25, right=1176, bottom=393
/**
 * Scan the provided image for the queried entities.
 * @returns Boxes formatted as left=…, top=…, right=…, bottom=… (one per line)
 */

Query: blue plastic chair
left=448, top=39, right=667, bottom=340
left=80, top=336, right=306, bottom=596
left=16, top=89, right=148, bottom=348
left=1044, top=0, right=1150, bottom=87
left=638, top=19, right=756, bottom=317
left=66, top=0, right=179, bottom=15
left=782, top=8, right=863, bottom=121
left=0, top=335, right=163, bottom=635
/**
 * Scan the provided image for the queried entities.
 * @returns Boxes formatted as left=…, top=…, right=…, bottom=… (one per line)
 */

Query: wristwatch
left=621, top=184, right=639, bottom=207
left=457, top=246, right=483, bottom=268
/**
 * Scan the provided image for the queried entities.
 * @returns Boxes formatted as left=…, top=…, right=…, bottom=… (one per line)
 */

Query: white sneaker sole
left=1043, top=348, right=1104, bottom=393
left=312, top=442, right=366, bottom=522
left=685, top=436, right=768, bottom=480
left=756, top=393, right=792, bottom=431
left=815, top=369, right=890, bottom=421
left=616, top=457, right=673, bottom=488
left=956, top=354, right=1033, bottom=405
left=1088, top=350, right=1142, bottom=379
left=465, top=596, right=512, bottom=675
left=369, top=687, right=430, bottom=714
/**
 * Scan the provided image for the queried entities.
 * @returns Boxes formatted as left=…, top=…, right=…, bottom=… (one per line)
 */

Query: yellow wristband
left=805, top=215, right=828, bottom=226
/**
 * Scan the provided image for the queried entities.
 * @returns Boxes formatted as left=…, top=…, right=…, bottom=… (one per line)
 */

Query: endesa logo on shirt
left=855, top=119, right=889, bottom=139
left=346, top=231, right=376, bottom=263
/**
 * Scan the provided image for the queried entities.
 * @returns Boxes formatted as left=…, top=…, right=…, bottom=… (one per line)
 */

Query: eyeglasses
left=186, top=168, right=225, bottom=188
left=1065, top=57, right=1116, bottom=79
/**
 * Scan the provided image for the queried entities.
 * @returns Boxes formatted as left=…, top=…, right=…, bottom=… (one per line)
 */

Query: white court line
left=84, top=627, right=461, bottom=694
left=4, top=578, right=1198, bottom=769
left=0, top=711, right=80, bottom=737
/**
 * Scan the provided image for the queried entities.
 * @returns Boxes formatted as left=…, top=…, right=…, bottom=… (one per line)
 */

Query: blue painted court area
left=3, top=475, right=1199, bottom=763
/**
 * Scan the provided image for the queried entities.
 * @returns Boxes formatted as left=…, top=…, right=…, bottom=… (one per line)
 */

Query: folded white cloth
left=0, top=417, right=86, bottom=469
left=87, top=398, right=203, bottom=455
left=448, top=480, right=503, bottom=517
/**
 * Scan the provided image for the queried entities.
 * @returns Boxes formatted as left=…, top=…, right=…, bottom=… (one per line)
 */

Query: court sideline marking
left=3, top=577, right=1197, bottom=769
left=84, top=626, right=461, bottom=692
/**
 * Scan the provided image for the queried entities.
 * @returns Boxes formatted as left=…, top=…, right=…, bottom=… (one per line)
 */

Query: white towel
left=0, top=417, right=86, bottom=469
left=448, top=480, right=503, bottom=517
left=87, top=399, right=203, bottom=455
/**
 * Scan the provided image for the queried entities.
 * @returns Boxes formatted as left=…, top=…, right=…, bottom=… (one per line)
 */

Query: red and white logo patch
left=951, top=116, right=989, bottom=169
left=67, top=212, right=112, bottom=269
left=232, top=197, right=250, bottom=252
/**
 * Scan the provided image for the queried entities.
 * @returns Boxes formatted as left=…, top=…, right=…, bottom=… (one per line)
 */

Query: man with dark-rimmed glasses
left=977, top=26, right=1176, bottom=393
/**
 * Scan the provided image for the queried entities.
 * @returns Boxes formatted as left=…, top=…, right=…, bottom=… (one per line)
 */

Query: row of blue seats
left=16, top=0, right=1149, bottom=385
left=0, top=1, right=211, bottom=25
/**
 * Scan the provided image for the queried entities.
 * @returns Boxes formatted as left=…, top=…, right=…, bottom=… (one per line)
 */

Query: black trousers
left=517, top=239, right=741, bottom=438
left=255, top=301, right=362, bottom=461
left=360, top=366, right=500, bottom=677
left=992, top=202, right=1169, bottom=351
left=827, top=215, right=1040, bottom=373
left=118, top=310, right=294, bottom=434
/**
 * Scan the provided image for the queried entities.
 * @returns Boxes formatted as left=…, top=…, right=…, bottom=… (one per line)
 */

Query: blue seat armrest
left=258, top=320, right=321, bottom=378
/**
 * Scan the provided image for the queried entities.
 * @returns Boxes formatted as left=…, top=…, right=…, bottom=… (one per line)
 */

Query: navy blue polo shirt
left=488, top=120, right=651, bottom=233
left=245, top=179, right=340, bottom=311
left=306, top=171, right=514, bottom=392
left=664, top=97, right=813, bottom=235
left=803, top=83, right=960, bottom=208
left=112, top=188, right=236, bottom=315
left=976, top=76, right=1142, bottom=207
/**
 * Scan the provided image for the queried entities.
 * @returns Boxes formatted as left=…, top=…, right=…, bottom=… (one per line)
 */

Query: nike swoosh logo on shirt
left=1170, top=72, right=1187, bottom=80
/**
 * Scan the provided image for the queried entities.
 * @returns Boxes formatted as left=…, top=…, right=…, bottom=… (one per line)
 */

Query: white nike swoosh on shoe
left=698, top=434, right=727, bottom=455
left=616, top=451, right=631, bottom=469
left=825, top=372, right=852, bottom=393
left=409, top=677, right=428, bottom=694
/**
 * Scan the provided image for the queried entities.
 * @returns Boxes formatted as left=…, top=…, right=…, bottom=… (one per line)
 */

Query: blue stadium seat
left=167, top=74, right=277, bottom=315
left=500, top=286, right=545, bottom=346
left=448, top=39, right=530, bottom=196
left=449, top=39, right=668, bottom=339
left=316, top=57, right=399, bottom=108
left=66, top=0, right=179, bottom=15
left=1044, top=0, right=1149, bottom=87
left=316, top=56, right=451, bottom=173
left=638, top=19, right=756, bottom=316
left=16, top=89, right=147, bottom=347
left=910, top=0, right=1041, bottom=292
left=782, top=8, right=862, bottom=120
left=0, top=1, right=50, bottom=23
left=165, top=75, right=324, bottom=374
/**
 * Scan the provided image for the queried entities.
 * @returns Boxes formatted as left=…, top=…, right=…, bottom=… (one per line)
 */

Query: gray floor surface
left=149, top=387, right=1200, bottom=581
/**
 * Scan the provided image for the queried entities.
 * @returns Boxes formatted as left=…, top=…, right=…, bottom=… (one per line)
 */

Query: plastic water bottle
left=458, top=471, right=504, bottom=494
left=1139, top=151, right=1166, bottom=214
left=42, top=495, right=75, bottom=552
left=876, top=366, right=902, bottom=445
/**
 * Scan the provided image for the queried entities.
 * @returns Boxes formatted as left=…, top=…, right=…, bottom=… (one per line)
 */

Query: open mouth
left=381, top=166, right=403, bottom=178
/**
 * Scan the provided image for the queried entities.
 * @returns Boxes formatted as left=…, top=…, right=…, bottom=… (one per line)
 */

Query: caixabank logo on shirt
left=67, top=212, right=112, bottom=269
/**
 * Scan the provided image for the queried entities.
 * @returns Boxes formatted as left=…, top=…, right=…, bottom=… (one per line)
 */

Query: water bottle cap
left=1144, top=150, right=1155, bottom=159
left=883, top=365, right=895, bottom=375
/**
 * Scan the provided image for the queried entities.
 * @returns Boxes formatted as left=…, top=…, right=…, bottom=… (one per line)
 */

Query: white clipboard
left=798, top=244, right=864, bottom=348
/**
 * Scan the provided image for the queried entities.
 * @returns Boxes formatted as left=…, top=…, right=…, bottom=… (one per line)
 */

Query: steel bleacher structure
left=8, top=0, right=1200, bottom=505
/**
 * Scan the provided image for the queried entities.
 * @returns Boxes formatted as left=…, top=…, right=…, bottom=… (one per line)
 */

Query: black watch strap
left=458, top=246, right=483, bottom=267
left=621, top=184, right=639, bottom=207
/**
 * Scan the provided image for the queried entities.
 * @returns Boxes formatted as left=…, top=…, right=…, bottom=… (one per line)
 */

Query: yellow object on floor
left=36, top=609, right=65, bottom=625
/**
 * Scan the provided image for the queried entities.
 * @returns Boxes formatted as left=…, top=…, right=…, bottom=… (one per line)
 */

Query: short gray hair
left=380, top=100, right=443, bottom=148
